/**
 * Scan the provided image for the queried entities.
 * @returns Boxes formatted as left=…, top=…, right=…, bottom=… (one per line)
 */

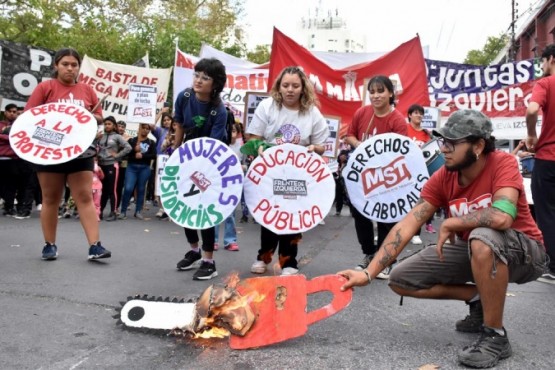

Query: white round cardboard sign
left=9, top=103, right=97, bottom=165
left=160, top=137, right=244, bottom=229
left=343, top=133, right=429, bottom=223
left=244, top=143, right=335, bottom=234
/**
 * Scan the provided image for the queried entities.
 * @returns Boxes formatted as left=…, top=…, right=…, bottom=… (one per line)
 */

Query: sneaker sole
left=14, top=216, right=31, bottom=219
left=88, top=253, right=111, bottom=260
left=455, top=325, right=483, bottom=333
left=537, top=277, right=555, bottom=284
left=375, top=273, right=390, bottom=280
left=458, top=346, right=512, bottom=368
left=41, top=254, right=58, bottom=261
left=193, top=271, right=218, bottom=280
left=176, top=260, right=201, bottom=271
left=251, top=268, right=266, bottom=274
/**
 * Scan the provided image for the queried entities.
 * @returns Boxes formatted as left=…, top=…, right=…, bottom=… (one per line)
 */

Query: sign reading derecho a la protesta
left=9, top=102, right=97, bottom=165
left=160, top=138, right=244, bottom=229
left=343, top=133, right=429, bottom=223
left=244, top=144, right=335, bottom=234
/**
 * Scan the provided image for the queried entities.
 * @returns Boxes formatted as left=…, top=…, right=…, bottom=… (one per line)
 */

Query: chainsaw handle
left=305, top=275, right=352, bottom=326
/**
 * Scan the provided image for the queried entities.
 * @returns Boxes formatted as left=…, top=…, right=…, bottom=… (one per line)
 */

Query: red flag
left=269, top=28, right=430, bottom=136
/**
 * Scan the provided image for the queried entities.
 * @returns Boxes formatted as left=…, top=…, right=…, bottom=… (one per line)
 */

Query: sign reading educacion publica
left=9, top=102, right=97, bottom=165
left=343, top=133, right=429, bottom=223
left=243, top=144, right=335, bottom=234
left=160, top=138, right=244, bottom=229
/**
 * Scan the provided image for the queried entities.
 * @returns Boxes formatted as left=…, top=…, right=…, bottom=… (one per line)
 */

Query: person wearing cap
left=338, top=109, right=547, bottom=368
left=526, top=43, right=555, bottom=284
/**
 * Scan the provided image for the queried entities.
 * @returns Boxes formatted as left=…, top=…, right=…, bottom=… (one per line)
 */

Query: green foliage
left=247, top=44, right=270, bottom=64
left=0, top=0, right=248, bottom=67
left=464, top=34, right=509, bottom=65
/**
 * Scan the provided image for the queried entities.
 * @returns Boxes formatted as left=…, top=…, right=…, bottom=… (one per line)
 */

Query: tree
left=0, top=0, right=246, bottom=67
left=464, top=34, right=509, bottom=65
left=247, top=44, right=271, bottom=64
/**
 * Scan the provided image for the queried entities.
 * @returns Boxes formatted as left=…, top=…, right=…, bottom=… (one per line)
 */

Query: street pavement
left=1, top=205, right=554, bottom=369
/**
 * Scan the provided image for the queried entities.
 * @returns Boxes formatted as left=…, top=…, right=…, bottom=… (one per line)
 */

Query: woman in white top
left=246, top=66, right=329, bottom=276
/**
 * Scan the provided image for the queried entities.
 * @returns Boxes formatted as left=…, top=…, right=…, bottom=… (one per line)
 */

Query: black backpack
left=180, top=88, right=233, bottom=145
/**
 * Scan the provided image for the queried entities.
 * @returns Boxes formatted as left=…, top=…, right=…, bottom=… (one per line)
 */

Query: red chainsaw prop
left=230, top=274, right=352, bottom=349
left=114, top=274, right=352, bottom=350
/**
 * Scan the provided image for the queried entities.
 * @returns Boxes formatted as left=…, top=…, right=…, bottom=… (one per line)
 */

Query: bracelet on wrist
left=363, top=269, right=372, bottom=285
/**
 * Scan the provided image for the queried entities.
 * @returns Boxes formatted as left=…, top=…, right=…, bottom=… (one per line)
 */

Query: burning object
left=114, top=274, right=352, bottom=349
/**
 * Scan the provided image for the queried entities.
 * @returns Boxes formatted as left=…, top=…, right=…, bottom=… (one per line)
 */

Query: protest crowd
left=1, top=34, right=554, bottom=369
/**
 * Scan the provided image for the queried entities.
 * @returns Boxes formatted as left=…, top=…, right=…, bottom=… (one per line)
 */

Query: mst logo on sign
left=362, top=157, right=411, bottom=195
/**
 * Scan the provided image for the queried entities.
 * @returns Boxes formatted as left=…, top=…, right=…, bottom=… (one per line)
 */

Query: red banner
left=269, top=28, right=430, bottom=136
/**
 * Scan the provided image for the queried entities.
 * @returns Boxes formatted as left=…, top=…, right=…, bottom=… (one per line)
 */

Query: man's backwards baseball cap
left=433, top=109, right=493, bottom=140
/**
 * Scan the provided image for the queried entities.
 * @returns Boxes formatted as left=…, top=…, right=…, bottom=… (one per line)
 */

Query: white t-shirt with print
left=246, top=98, right=329, bottom=146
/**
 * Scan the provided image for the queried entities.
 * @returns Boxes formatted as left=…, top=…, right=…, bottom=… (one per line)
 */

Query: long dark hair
left=51, top=48, right=82, bottom=78
left=195, top=58, right=227, bottom=106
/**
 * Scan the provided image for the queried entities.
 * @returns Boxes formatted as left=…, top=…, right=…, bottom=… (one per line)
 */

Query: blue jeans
left=120, top=162, right=151, bottom=214
left=216, top=214, right=237, bottom=246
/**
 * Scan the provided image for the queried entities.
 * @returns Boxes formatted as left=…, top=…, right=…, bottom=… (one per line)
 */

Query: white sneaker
left=251, top=260, right=267, bottom=274
left=319, top=220, right=326, bottom=225
left=155, top=208, right=164, bottom=218
left=281, top=267, right=299, bottom=276
left=411, top=235, right=423, bottom=245
left=36, top=204, right=42, bottom=211
left=376, top=265, right=392, bottom=280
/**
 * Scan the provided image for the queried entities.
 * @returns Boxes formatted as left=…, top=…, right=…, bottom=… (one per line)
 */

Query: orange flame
left=192, top=272, right=266, bottom=339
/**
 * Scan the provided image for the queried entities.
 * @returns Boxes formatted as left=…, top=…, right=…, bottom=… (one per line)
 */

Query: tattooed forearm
left=459, top=207, right=498, bottom=228
left=379, top=229, right=403, bottom=268
left=413, top=198, right=433, bottom=223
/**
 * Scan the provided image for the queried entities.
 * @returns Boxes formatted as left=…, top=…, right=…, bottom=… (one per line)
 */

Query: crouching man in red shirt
left=338, top=109, right=548, bottom=368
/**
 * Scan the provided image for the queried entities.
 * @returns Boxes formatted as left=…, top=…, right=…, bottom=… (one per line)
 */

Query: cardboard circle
left=160, top=137, right=244, bottom=229
left=9, top=102, right=97, bottom=165
left=243, top=144, right=335, bottom=234
left=342, top=133, right=429, bottom=223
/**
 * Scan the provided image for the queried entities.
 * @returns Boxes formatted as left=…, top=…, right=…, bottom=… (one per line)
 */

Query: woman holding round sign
left=170, top=58, right=230, bottom=281
left=243, top=66, right=331, bottom=276
left=22, top=48, right=111, bottom=261
left=343, top=75, right=408, bottom=277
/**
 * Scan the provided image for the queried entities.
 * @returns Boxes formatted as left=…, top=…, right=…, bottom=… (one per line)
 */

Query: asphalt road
left=1, top=205, right=554, bottom=370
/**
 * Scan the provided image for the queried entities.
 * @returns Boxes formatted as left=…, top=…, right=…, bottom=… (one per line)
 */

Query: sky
left=241, top=0, right=540, bottom=63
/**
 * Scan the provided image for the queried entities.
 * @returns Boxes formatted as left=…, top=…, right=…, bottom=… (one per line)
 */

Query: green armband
left=492, top=199, right=517, bottom=219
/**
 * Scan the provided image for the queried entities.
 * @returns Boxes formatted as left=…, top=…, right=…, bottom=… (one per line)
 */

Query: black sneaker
left=354, top=254, right=373, bottom=271
left=41, top=242, right=58, bottom=260
left=88, top=242, right=112, bottom=260
left=14, top=211, right=31, bottom=219
left=239, top=215, right=248, bottom=223
left=3, top=208, right=15, bottom=217
left=537, top=271, right=555, bottom=284
left=105, top=212, right=117, bottom=222
left=193, top=261, right=218, bottom=280
left=176, top=250, right=202, bottom=270
left=458, top=326, right=512, bottom=368
left=456, top=300, right=483, bottom=333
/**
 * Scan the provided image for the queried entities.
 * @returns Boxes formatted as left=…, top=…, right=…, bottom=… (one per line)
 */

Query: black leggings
left=183, top=227, right=216, bottom=252
left=100, top=164, right=118, bottom=214
left=256, top=226, right=302, bottom=269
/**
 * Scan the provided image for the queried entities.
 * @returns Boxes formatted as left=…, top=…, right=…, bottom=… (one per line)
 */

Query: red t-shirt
left=421, top=150, right=543, bottom=243
left=25, top=79, right=101, bottom=116
left=530, top=75, right=555, bottom=160
left=407, top=124, right=431, bottom=148
left=347, top=105, right=407, bottom=139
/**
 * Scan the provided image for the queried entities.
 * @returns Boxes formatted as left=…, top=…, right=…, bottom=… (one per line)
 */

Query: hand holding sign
left=160, top=138, right=244, bottom=229
left=343, top=133, right=429, bottom=223
left=9, top=103, right=97, bottom=165
left=243, top=144, right=335, bottom=234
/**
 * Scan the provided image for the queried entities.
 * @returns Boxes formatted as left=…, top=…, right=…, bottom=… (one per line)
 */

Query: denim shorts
left=389, top=227, right=548, bottom=291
